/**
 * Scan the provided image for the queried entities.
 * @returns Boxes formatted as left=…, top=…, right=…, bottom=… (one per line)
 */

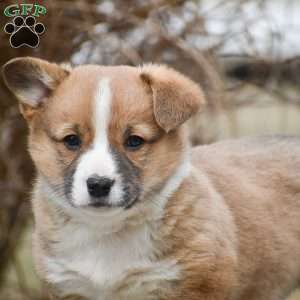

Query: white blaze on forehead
left=72, top=78, right=123, bottom=207
left=94, top=78, right=111, bottom=147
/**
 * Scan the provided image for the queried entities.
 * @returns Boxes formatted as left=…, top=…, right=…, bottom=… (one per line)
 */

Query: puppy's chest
left=45, top=224, right=179, bottom=300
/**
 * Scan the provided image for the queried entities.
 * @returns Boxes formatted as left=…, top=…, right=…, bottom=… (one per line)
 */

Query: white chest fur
left=44, top=220, right=179, bottom=300
left=40, top=154, right=190, bottom=299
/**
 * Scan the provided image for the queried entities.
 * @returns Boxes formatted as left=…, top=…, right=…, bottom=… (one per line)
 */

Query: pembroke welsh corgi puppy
left=2, top=57, right=300, bottom=300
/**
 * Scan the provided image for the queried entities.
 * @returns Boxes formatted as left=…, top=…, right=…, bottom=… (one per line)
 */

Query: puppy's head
left=2, top=57, right=205, bottom=211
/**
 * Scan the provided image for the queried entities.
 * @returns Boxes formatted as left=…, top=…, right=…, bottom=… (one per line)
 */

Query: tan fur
left=2, top=57, right=69, bottom=120
left=141, top=64, right=205, bottom=133
left=2, top=57, right=300, bottom=300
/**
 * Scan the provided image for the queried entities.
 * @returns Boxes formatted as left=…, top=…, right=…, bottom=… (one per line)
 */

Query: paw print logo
left=4, top=16, right=45, bottom=48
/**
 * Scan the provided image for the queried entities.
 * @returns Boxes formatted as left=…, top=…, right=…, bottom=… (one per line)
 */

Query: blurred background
left=1, top=0, right=300, bottom=299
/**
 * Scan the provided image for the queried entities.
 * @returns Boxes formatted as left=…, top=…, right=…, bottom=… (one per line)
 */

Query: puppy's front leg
left=167, top=262, right=237, bottom=300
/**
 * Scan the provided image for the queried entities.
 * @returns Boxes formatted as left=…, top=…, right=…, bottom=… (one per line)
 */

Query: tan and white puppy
left=2, top=57, right=300, bottom=300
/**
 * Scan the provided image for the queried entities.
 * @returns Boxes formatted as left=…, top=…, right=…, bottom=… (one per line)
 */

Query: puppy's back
left=192, top=136, right=300, bottom=299
left=192, top=136, right=300, bottom=194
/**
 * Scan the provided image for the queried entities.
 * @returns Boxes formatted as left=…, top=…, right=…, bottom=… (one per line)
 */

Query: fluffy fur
left=2, top=57, right=300, bottom=300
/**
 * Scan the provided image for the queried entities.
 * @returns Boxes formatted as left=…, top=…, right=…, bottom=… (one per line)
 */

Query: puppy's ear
left=140, top=65, right=205, bottom=132
left=2, top=57, right=69, bottom=120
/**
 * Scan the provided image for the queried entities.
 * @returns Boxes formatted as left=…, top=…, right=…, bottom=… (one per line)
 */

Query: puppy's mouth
left=83, top=195, right=140, bottom=209
left=123, top=196, right=140, bottom=209
left=62, top=182, right=141, bottom=210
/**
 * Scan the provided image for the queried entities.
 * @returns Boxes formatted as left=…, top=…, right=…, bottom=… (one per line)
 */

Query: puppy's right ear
left=2, top=57, right=69, bottom=120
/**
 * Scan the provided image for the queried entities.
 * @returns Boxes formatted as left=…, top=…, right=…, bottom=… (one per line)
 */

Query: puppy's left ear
left=140, top=65, right=205, bottom=133
left=2, top=57, right=70, bottom=120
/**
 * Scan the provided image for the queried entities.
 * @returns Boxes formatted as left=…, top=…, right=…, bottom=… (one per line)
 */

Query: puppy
left=2, top=57, right=300, bottom=300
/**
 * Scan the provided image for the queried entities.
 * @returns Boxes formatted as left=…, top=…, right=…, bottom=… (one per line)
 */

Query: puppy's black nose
left=86, top=176, right=114, bottom=199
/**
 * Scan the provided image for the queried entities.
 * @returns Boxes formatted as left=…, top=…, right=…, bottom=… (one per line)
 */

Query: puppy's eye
left=125, top=135, right=145, bottom=150
left=63, top=134, right=81, bottom=151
